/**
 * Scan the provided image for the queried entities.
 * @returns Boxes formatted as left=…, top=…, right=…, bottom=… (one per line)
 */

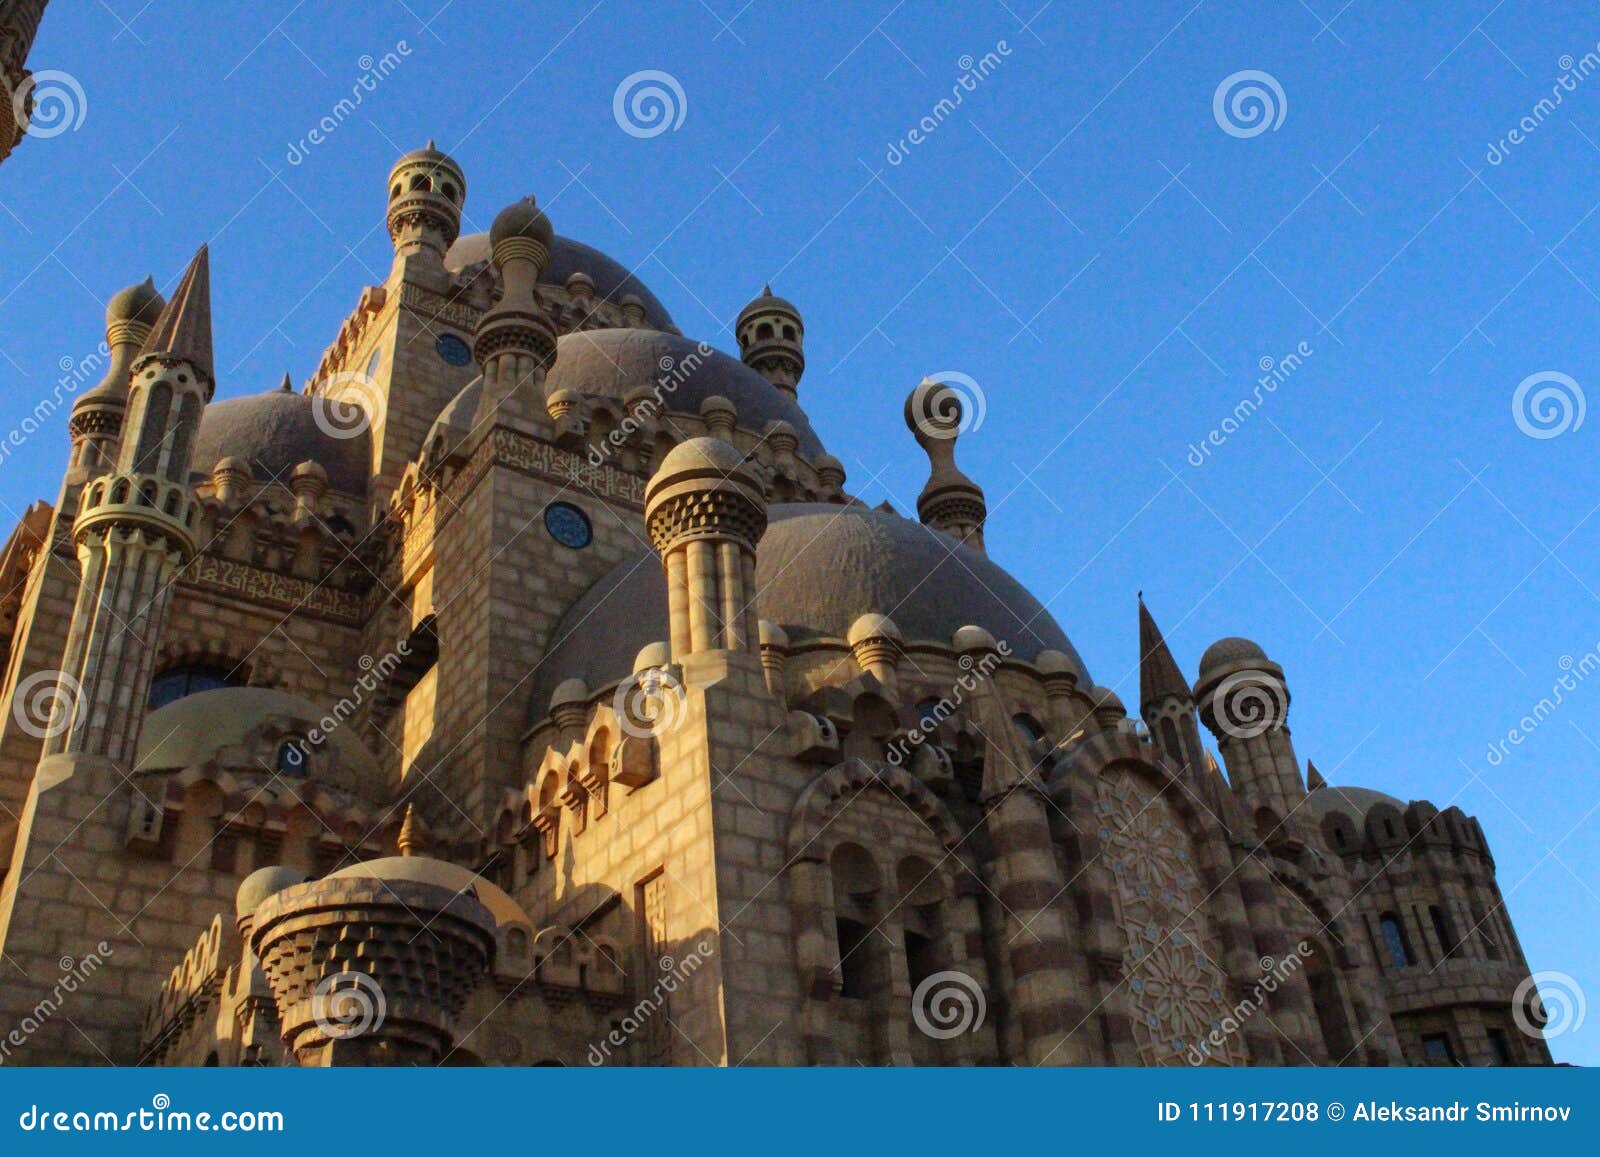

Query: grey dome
left=444, top=232, right=675, bottom=331
left=531, top=503, right=1089, bottom=716
left=426, top=329, right=825, bottom=458
left=236, top=865, right=312, bottom=919
left=192, top=389, right=372, bottom=495
left=1305, top=784, right=1405, bottom=826
left=1199, top=636, right=1268, bottom=677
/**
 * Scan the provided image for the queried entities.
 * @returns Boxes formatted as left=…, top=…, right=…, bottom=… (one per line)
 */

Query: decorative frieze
left=184, top=554, right=365, bottom=623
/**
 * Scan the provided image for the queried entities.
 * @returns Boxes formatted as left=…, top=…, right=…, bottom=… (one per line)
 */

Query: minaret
left=964, top=628, right=1090, bottom=1065
left=645, top=437, right=767, bottom=660
left=1, top=1, right=49, bottom=166
left=65, top=278, right=165, bottom=483
left=44, top=245, right=213, bottom=765
left=471, top=197, right=558, bottom=428
left=904, top=377, right=987, bottom=551
left=385, top=140, right=465, bottom=269
left=1137, top=594, right=1208, bottom=779
left=1194, top=635, right=1306, bottom=821
left=735, top=286, right=804, bottom=401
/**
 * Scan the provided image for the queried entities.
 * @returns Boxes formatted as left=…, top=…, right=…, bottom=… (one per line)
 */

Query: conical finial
left=1138, top=594, right=1193, bottom=715
left=762, top=283, right=773, bottom=296
left=1306, top=760, right=1326, bottom=791
left=138, top=244, right=214, bottom=389
left=397, top=804, right=426, bottom=857
left=278, top=372, right=293, bottom=393
left=426, top=138, right=436, bottom=150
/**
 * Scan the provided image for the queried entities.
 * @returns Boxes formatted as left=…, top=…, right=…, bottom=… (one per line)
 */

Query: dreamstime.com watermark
left=6, top=69, right=87, bottom=142
left=9, top=668, right=83, bottom=741
left=885, top=641, right=1011, bottom=767
left=911, top=969, right=987, bottom=1039
left=1483, top=642, right=1600, bottom=768
left=1486, top=47, right=1600, bottom=165
left=1207, top=669, right=1288, bottom=740
left=0, top=342, right=112, bottom=467
left=311, top=971, right=386, bottom=1040
left=285, top=41, right=412, bottom=165
left=885, top=42, right=1013, bottom=165
left=587, top=342, right=714, bottom=466
left=311, top=370, right=384, bottom=441
left=587, top=939, right=713, bottom=1064
left=0, top=944, right=113, bottom=1064
left=1512, top=970, right=1586, bottom=1041
left=1186, top=341, right=1313, bottom=466
left=1512, top=370, right=1584, bottom=439
left=17, top=1095, right=283, bottom=1133
left=905, top=371, right=986, bottom=441
left=1184, top=942, right=1313, bottom=1065
left=1213, top=70, right=1286, bottom=138
left=289, top=640, right=412, bottom=767
left=612, top=664, right=688, bottom=741
left=613, top=70, right=686, bottom=138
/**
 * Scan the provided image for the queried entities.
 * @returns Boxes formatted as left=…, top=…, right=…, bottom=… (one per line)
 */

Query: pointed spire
left=397, top=804, right=427, bottom=857
left=138, top=244, right=214, bottom=390
left=971, top=675, right=1043, bottom=804
left=1306, top=760, right=1326, bottom=791
left=278, top=372, right=292, bottom=393
left=1138, top=593, right=1193, bottom=715
left=762, top=283, right=773, bottom=296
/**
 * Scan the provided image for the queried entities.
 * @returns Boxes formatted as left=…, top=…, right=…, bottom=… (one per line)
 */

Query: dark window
left=148, top=665, right=239, bottom=710
left=1487, top=1028, right=1513, bottom=1066
left=1379, top=913, right=1412, bottom=969
left=1011, top=713, right=1044, bottom=744
left=756, top=322, right=774, bottom=340
left=434, top=332, right=472, bottom=366
left=1429, top=905, right=1458, bottom=961
left=836, top=917, right=869, bottom=998
left=543, top=502, right=592, bottom=549
left=1421, top=1033, right=1456, bottom=1065
left=276, top=739, right=308, bottom=777
left=903, top=930, right=937, bottom=991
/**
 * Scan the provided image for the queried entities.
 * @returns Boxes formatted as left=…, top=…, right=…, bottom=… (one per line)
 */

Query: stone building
left=0, top=142, right=1554, bottom=1066
left=1, top=0, right=49, bottom=167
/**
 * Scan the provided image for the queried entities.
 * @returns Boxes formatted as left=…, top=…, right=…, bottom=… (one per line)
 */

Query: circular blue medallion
left=544, top=502, right=592, bottom=549
left=435, top=332, right=472, bottom=366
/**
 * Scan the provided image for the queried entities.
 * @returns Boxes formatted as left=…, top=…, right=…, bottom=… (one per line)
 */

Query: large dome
left=531, top=503, right=1089, bottom=714
left=192, top=388, right=372, bottom=495
left=427, top=328, right=826, bottom=458
left=444, top=232, right=675, bottom=331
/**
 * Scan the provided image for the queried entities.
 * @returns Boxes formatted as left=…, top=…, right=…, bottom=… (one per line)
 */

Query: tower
left=735, top=286, right=804, bottom=401
left=904, top=377, right=987, bottom=551
left=385, top=140, right=465, bottom=267
left=66, top=278, right=165, bottom=484
left=0, top=1, right=49, bottom=166
left=1194, top=636, right=1306, bottom=823
left=471, top=197, right=558, bottom=428
left=47, top=246, right=212, bottom=762
left=1137, top=595, right=1207, bottom=779
left=645, top=437, right=768, bottom=659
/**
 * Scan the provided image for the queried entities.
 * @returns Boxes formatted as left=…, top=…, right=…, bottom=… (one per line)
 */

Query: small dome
left=1305, top=784, right=1406, bottom=826
left=1035, top=649, right=1077, bottom=677
left=848, top=613, right=901, bottom=646
left=1089, top=685, right=1126, bottom=714
left=758, top=620, right=789, bottom=649
left=656, top=436, right=747, bottom=477
left=236, top=866, right=312, bottom=920
left=326, top=856, right=526, bottom=930
left=1199, top=636, right=1268, bottom=677
left=633, top=642, right=670, bottom=673
left=106, top=277, right=165, bottom=327
left=489, top=196, right=553, bottom=249
left=953, top=624, right=998, bottom=653
left=549, top=677, right=588, bottom=709
left=445, top=233, right=675, bottom=331
left=737, top=285, right=800, bottom=328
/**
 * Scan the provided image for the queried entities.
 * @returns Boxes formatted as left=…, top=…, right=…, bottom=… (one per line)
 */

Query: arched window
left=1378, top=912, right=1412, bottom=969
left=148, top=664, right=241, bottom=710
left=1011, top=713, right=1045, bottom=744
left=1429, top=904, right=1458, bottom=961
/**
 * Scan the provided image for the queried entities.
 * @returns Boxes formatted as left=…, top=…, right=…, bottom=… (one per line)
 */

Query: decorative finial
left=426, top=138, right=436, bottom=150
left=278, top=372, right=292, bottom=392
left=397, top=804, right=426, bottom=857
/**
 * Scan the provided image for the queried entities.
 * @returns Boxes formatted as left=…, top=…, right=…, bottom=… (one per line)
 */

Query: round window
left=544, top=502, right=592, bottom=549
left=435, top=333, right=472, bottom=366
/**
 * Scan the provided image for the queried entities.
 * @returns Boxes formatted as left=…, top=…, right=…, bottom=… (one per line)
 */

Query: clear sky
left=2, top=1, right=1597, bottom=1064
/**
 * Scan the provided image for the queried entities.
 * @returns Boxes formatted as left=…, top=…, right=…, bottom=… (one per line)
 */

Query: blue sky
left=2, top=1, right=1597, bottom=1064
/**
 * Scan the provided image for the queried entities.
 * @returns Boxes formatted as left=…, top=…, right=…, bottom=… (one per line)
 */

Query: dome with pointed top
left=736, top=284, right=801, bottom=329
left=191, top=386, right=372, bottom=495
left=489, top=196, right=553, bottom=248
left=106, top=277, right=165, bottom=327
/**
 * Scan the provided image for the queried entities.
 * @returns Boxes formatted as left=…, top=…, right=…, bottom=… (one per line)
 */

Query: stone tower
left=735, top=287, right=804, bottom=401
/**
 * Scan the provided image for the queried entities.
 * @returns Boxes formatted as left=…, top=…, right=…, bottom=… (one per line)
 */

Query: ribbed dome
left=426, top=328, right=825, bottom=458
left=192, top=389, right=372, bottom=495
left=444, top=232, right=675, bottom=331
left=1199, top=636, right=1268, bottom=678
left=531, top=503, right=1089, bottom=716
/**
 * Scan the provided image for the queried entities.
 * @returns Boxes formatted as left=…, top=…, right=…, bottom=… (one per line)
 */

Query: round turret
left=735, top=286, right=805, bottom=400
left=386, top=141, right=466, bottom=256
